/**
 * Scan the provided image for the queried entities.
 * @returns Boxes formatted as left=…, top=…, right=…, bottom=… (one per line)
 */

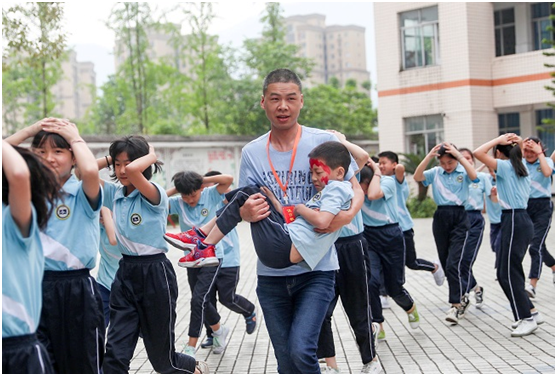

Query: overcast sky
left=57, top=2, right=377, bottom=104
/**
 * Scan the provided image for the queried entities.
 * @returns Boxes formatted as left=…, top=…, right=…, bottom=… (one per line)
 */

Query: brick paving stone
left=91, top=214, right=554, bottom=374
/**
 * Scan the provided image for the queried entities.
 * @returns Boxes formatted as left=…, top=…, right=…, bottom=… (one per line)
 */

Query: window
left=405, top=115, right=444, bottom=155
left=400, top=6, right=439, bottom=69
left=536, top=109, right=555, bottom=155
left=494, top=8, right=516, bottom=56
left=532, top=2, right=555, bottom=50
left=498, top=113, right=520, bottom=135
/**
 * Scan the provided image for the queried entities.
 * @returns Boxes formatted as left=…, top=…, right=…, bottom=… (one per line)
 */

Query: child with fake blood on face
left=166, top=141, right=354, bottom=271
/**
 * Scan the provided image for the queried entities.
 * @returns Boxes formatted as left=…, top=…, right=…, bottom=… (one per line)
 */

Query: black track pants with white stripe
left=103, top=254, right=197, bottom=374
left=317, top=233, right=376, bottom=364
left=497, top=209, right=535, bottom=321
left=37, top=269, right=105, bottom=374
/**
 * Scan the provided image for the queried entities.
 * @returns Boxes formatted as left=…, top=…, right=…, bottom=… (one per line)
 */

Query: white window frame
left=404, top=115, right=444, bottom=155
left=494, top=8, right=516, bottom=56
left=400, top=6, right=440, bottom=70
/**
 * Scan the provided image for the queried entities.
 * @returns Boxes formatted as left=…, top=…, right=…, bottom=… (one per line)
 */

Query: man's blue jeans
left=257, top=271, right=336, bottom=374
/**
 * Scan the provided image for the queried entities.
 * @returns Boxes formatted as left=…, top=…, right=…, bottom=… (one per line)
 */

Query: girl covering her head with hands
left=102, top=135, right=207, bottom=374
left=5, top=118, right=105, bottom=373
left=413, top=142, right=478, bottom=325
left=474, top=133, right=541, bottom=338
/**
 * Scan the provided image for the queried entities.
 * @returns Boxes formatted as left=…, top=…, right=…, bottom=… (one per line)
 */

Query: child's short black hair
left=359, top=164, right=374, bottom=184
left=263, top=68, right=303, bottom=94
left=308, top=141, right=351, bottom=177
left=204, top=170, right=222, bottom=177
left=173, top=171, right=204, bottom=195
left=109, top=135, right=162, bottom=182
left=377, top=151, right=399, bottom=163
left=438, top=144, right=458, bottom=160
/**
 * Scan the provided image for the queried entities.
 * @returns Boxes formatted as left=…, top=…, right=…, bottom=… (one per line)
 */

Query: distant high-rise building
left=52, top=50, right=96, bottom=120
left=285, top=14, right=371, bottom=93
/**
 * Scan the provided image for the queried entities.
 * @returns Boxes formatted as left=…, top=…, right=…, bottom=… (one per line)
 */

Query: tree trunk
left=42, top=59, right=47, bottom=117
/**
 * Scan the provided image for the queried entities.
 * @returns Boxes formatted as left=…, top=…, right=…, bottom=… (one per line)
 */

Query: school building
left=374, top=2, right=555, bottom=156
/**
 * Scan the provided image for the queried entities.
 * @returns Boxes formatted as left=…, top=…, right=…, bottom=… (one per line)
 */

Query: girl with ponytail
left=474, top=133, right=541, bottom=337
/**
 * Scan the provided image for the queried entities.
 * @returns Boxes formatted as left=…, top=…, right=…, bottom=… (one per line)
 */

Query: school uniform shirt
left=338, top=211, right=364, bottom=238
left=464, top=172, right=492, bottom=211
left=40, top=174, right=102, bottom=271
left=213, top=198, right=241, bottom=268
left=422, top=164, right=477, bottom=206
left=495, top=159, right=531, bottom=209
left=485, top=176, right=502, bottom=224
left=219, top=229, right=241, bottom=268
left=395, top=178, right=414, bottom=232
left=288, top=180, right=354, bottom=270
left=361, top=175, right=399, bottom=227
left=2, top=205, right=43, bottom=337
left=168, top=185, right=225, bottom=259
left=239, top=125, right=358, bottom=276
left=113, top=182, right=169, bottom=255
left=97, top=181, right=122, bottom=291
left=524, top=157, right=555, bottom=198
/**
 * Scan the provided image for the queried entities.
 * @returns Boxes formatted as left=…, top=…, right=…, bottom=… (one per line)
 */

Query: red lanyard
left=266, top=125, right=302, bottom=205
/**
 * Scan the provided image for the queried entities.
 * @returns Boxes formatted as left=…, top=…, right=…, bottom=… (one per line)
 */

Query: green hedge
left=407, top=197, right=437, bottom=218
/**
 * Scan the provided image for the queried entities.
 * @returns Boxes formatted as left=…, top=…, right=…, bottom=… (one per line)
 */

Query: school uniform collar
left=114, top=185, right=142, bottom=200
left=61, top=174, right=80, bottom=196
left=441, top=163, right=465, bottom=175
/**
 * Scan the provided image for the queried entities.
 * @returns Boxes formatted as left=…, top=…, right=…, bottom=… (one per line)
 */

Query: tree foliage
left=175, top=3, right=234, bottom=134
left=105, top=2, right=155, bottom=134
left=2, top=2, right=67, bottom=126
left=302, top=80, right=377, bottom=136
left=5, top=2, right=377, bottom=139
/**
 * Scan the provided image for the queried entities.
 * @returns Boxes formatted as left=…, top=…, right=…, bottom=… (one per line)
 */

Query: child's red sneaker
left=178, top=241, right=219, bottom=268
left=164, top=228, right=204, bottom=251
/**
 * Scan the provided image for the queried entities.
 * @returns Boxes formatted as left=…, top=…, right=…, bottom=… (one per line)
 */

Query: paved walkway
left=115, top=216, right=554, bottom=374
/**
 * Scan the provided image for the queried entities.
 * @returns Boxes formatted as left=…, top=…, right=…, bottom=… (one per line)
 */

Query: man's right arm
left=238, top=148, right=271, bottom=222
left=239, top=194, right=271, bottom=222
